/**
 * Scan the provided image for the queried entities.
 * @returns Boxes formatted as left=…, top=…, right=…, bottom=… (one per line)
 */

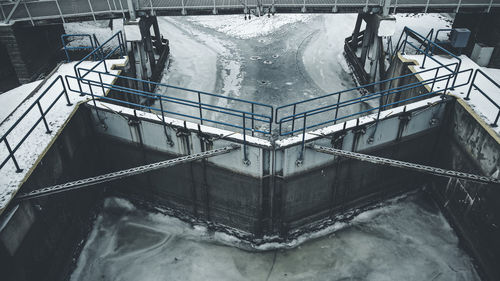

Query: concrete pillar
left=0, top=22, right=64, bottom=87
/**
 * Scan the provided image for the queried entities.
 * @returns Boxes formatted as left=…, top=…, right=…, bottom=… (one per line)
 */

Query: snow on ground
left=0, top=58, right=126, bottom=214
left=403, top=53, right=500, bottom=135
left=0, top=80, right=42, bottom=124
left=63, top=19, right=124, bottom=47
left=186, top=14, right=314, bottom=39
left=70, top=193, right=480, bottom=281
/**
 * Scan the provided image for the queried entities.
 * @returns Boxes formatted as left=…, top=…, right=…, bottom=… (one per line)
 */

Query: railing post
left=61, top=77, right=72, bottom=106
left=291, top=104, right=296, bottom=136
left=242, top=113, right=250, bottom=165
left=37, top=101, right=52, bottom=134
left=493, top=111, right=500, bottom=127
left=197, top=92, right=203, bottom=125
left=334, top=92, right=342, bottom=124
left=98, top=72, right=105, bottom=96
left=465, top=70, right=478, bottom=100
left=431, top=67, right=439, bottom=92
left=297, top=112, right=307, bottom=166
left=4, top=139, right=22, bottom=173
left=251, top=104, right=255, bottom=137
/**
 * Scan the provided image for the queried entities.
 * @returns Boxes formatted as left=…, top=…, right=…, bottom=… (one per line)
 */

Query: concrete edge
left=0, top=58, right=130, bottom=216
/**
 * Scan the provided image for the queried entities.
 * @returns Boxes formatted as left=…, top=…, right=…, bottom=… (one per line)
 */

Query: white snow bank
left=0, top=80, right=42, bottom=124
left=63, top=19, right=124, bottom=47
left=186, top=14, right=314, bottom=39
left=0, top=57, right=127, bottom=214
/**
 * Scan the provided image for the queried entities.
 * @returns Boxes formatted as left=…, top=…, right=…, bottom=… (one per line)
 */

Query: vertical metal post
left=298, top=113, right=307, bottom=164
left=465, top=70, right=478, bottom=100
left=291, top=104, right=296, bottom=136
left=242, top=113, right=249, bottom=165
left=334, top=92, right=342, bottom=124
left=197, top=92, right=203, bottom=125
left=487, top=0, right=493, bottom=13
left=98, top=72, right=105, bottom=96
left=493, top=111, right=499, bottom=127
left=251, top=104, right=255, bottom=137
left=106, top=0, right=113, bottom=11
left=37, top=101, right=52, bottom=134
left=60, top=77, right=72, bottom=106
left=424, top=0, right=430, bottom=13
left=4, top=139, right=22, bottom=173
left=431, top=67, right=439, bottom=92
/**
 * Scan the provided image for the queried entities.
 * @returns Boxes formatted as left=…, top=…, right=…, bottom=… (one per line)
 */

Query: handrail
left=0, top=76, right=72, bottom=173
left=392, top=27, right=462, bottom=85
left=73, top=31, right=126, bottom=80
left=276, top=66, right=473, bottom=136
left=276, top=62, right=458, bottom=124
left=64, top=70, right=274, bottom=136
left=61, top=34, right=97, bottom=62
left=465, top=69, right=500, bottom=127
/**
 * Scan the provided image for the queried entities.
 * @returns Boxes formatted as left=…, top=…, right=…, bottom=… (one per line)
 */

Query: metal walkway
left=14, top=145, right=240, bottom=201
left=312, top=145, right=500, bottom=185
left=1, top=0, right=499, bottom=25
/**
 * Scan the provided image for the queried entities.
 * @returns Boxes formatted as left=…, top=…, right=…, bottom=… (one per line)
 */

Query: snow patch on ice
left=186, top=14, right=314, bottom=39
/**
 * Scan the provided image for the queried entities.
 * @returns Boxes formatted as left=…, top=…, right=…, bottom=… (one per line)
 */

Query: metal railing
left=65, top=68, right=274, bottom=137
left=61, top=33, right=100, bottom=62
left=392, top=27, right=462, bottom=86
left=465, top=69, right=500, bottom=127
left=0, top=75, right=72, bottom=173
left=275, top=63, right=474, bottom=136
left=1, top=0, right=499, bottom=24
left=73, top=31, right=126, bottom=91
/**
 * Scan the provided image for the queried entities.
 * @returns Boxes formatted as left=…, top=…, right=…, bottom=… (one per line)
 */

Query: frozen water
left=70, top=193, right=480, bottom=281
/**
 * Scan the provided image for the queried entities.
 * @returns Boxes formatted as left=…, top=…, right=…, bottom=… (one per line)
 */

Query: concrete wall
left=430, top=99, right=500, bottom=281
left=0, top=106, right=105, bottom=281
left=0, top=22, right=64, bottom=87
left=88, top=96, right=449, bottom=240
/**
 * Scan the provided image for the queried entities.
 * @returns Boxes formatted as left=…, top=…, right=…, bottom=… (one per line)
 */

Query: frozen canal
left=70, top=193, right=479, bottom=281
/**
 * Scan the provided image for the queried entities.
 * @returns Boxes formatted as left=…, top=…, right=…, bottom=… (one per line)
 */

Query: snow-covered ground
left=70, top=193, right=480, bottom=281
left=403, top=54, right=500, bottom=134
left=0, top=80, right=42, bottom=124
left=0, top=58, right=126, bottom=214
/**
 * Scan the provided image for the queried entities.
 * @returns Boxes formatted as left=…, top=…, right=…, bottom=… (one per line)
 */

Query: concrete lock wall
left=87, top=96, right=449, bottom=239
left=430, top=99, right=500, bottom=281
left=0, top=106, right=105, bottom=281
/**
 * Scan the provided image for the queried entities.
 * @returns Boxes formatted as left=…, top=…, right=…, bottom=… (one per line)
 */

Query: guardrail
left=61, top=33, right=100, bottom=62
left=65, top=68, right=274, bottom=137
left=0, top=76, right=72, bottom=173
left=392, top=27, right=462, bottom=85
left=275, top=63, right=473, bottom=136
left=465, top=69, right=500, bottom=127
left=73, top=31, right=126, bottom=92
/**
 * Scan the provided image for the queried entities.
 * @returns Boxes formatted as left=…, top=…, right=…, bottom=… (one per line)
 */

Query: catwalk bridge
left=1, top=0, right=499, bottom=24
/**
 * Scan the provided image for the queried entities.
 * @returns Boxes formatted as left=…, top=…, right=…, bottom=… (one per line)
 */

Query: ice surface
left=71, top=193, right=480, bottom=281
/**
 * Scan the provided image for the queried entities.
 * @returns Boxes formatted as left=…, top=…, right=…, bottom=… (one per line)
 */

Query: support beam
left=14, top=145, right=240, bottom=201
left=311, top=145, right=500, bottom=185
